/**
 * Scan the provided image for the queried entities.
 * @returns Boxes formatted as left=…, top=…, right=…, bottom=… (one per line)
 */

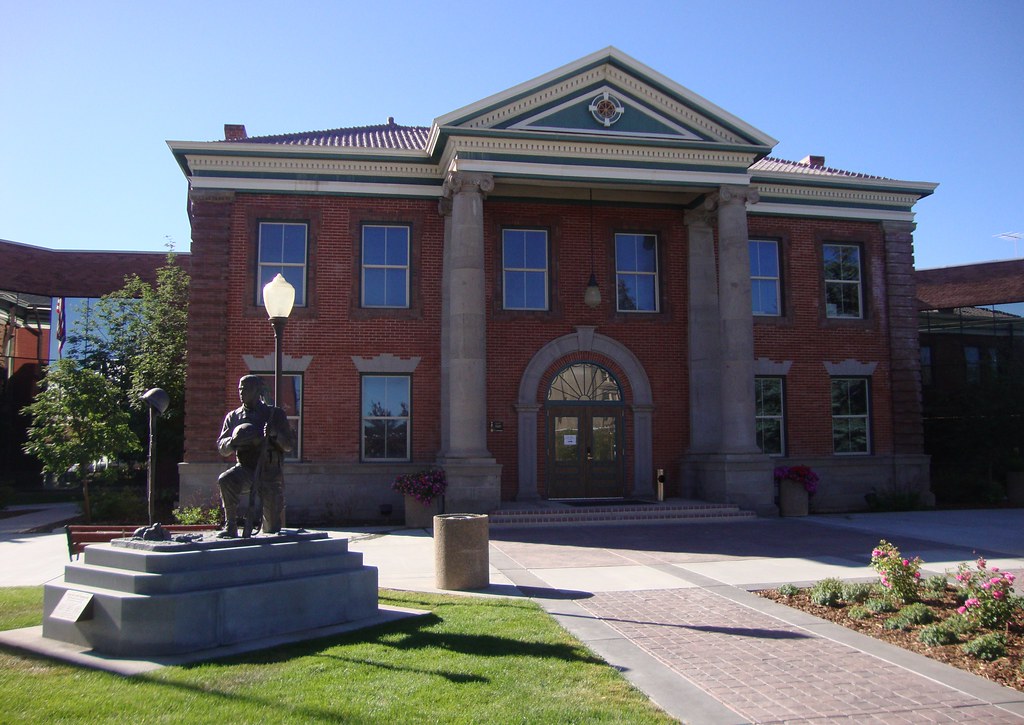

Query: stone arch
left=515, top=326, right=653, bottom=500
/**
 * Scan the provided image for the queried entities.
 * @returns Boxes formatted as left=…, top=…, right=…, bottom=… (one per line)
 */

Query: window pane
left=385, top=268, right=408, bottom=307
left=280, top=267, right=305, bottom=306
left=524, top=231, right=547, bottom=269
left=363, top=420, right=386, bottom=458
left=635, top=236, right=657, bottom=272
left=385, top=420, right=408, bottom=459
left=385, top=227, right=409, bottom=266
left=503, top=231, right=525, bottom=268
left=617, top=275, right=638, bottom=310
left=282, top=225, right=307, bottom=263
left=752, top=280, right=778, bottom=315
left=362, top=376, right=387, bottom=417
left=757, top=419, right=783, bottom=456
left=633, top=276, right=655, bottom=311
left=363, top=269, right=386, bottom=307
left=523, top=271, right=546, bottom=309
left=757, top=241, right=779, bottom=276
left=363, top=227, right=386, bottom=264
left=504, top=271, right=525, bottom=309
left=386, top=376, right=410, bottom=414
left=756, top=378, right=782, bottom=415
left=259, top=224, right=284, bottom=262
left=616, top=236, right=636, bottom=272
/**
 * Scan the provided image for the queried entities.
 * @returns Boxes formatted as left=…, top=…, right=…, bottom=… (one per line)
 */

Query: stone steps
left=488, top=500, right=757, bottom=528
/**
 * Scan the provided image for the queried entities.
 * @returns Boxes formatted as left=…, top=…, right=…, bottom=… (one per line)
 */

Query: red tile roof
left=916, top=259, right=1024, bottom=309
left=238, top=120, right=430, bottom=150
left=750, top=156, right=890, bottom=180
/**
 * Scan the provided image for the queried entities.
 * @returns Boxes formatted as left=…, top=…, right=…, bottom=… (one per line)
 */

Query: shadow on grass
left=317, top=654, right=489, bottom=683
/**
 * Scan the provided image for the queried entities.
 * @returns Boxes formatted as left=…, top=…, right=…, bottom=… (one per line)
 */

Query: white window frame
left=831, top=377, right=870, bottom=455
left=750, top=239, right=781, bottom=317
left=361, top=225, right=410, bottom=309
left=823, top=243, right=863, bottom=319
left=257, top=222, right=308, bottom=307
left=502, top=228, right=549, bottom=310
left=361, top=374, right=411, bottom=461
left=754, top=376, right=785, bottom=456
left=615, top=233, right=659, bottom=313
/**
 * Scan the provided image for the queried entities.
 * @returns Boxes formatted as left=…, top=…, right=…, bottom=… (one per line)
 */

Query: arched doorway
left=546, top=363, right=625, bottom=499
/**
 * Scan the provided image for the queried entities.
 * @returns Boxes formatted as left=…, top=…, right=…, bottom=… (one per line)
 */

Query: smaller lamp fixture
left=263, top=274, right=296, bottom=320
left=584, top=273, right=602, bottom=308
left=140, top=387, right=170, bottom=415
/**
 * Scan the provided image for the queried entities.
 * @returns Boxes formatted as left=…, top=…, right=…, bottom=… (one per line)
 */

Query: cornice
left=183, top=154, right=445, bottom=182
left=754, top=182, right=919, bottom=210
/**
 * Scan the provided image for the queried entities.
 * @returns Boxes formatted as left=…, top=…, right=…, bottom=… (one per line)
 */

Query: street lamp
left=262, top=274, right=296, bottom=407
left=140, top=387, right=170, bottom=525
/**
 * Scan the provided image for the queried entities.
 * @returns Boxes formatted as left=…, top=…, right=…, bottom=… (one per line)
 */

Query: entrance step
left=488, top=499, right=757, bottom=528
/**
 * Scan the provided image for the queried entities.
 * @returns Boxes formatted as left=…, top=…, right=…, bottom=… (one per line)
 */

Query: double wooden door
left=547, top=405, right=624, bottom=499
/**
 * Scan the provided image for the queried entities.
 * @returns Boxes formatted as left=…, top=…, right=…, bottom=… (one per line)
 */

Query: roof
left=750, top=156, right=891, bottom=181
left=916, top=259, right=1024, bottom=309
left=237, top=120, right=430, bottom=150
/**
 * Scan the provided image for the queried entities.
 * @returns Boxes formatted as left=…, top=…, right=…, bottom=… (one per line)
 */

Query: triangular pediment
left=433, top=47, right=777, bottom=150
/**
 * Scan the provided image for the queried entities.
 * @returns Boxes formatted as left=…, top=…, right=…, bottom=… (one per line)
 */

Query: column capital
left=706, top=184, right=759, bottom=210
left=438, top=196, right=452, bottom=217
left=684, top=206, right=716, bottom=228
left=443, top=171, right=495, bottom=199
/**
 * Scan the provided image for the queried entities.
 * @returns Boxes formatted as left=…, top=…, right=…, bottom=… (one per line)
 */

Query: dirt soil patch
left=757, top=587, right=1024, bottom=693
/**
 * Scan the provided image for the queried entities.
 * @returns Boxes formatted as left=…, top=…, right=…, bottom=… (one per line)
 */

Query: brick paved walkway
left=578, top=588, right=1019, bottom=723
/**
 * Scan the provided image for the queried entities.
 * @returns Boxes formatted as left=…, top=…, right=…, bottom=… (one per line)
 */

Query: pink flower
left=914, top=571, right=921, bottom=579
left=902, top=559, right=909, bottom=566
left=993, top=590, right=1004, bottom=600
left=957, top=606, right=967, bottom=614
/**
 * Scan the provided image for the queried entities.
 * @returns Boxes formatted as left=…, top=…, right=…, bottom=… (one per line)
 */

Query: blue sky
left=2, top=1, right=1022, bottom=270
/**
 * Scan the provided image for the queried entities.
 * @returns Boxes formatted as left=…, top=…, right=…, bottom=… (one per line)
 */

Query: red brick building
left=169, top=48, right=936, bottom=520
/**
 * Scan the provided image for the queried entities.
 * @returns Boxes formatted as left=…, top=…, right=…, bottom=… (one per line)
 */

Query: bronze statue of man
left=216, top=374, right=294, bottom=537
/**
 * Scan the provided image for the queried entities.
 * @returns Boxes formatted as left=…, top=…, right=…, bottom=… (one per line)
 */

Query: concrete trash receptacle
left=434, top=514, right=489, bottom=590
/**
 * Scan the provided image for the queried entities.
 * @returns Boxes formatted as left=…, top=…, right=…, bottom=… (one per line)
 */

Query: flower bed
left=757, top=542, right=1024, bottom=693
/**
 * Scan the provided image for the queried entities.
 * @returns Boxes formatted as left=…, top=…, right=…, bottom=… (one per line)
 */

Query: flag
left=55, top=297, right=66, bottom=358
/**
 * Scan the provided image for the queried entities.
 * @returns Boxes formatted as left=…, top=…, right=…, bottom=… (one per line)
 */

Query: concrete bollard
left=434, top=513, right=489, bottom=590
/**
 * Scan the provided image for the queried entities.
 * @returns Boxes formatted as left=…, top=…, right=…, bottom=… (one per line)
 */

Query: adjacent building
left=169, top=48, right=937, bottom=521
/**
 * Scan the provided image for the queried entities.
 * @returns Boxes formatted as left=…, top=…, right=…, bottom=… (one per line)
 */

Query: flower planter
left=779, top=479, right=809, bottom=517
left=404, top=495, right=442, bottom=529
left=1007, top=471, right=1024, bottom=506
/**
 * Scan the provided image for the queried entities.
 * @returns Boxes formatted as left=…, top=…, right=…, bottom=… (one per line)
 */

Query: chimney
left=224, top=124, right=247, bottom=141
left=799, top=154, right=825, bottom=168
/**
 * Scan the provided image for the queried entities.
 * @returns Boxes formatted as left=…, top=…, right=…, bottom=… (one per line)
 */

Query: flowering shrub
left=953, top=557, right=1019, bottom=630
left=773, top=465, right=819, bottom=494
left=392, top=468, right=447, bottom=505
left=870, top=540, right=922, bottom=604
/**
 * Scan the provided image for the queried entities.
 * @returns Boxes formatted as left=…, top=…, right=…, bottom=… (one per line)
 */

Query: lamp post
left=262, top=274, right=296, bottom=407
left=140, top=387, right=170, bottom=525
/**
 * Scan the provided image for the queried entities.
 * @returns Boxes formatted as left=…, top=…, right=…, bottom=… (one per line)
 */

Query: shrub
left=809, top=578, right=845, bottom=607
left=870, top=540, right=922, bottom=604
left=846, top=605, right=872, bottom=620
left=922, top=575, right=948, bottom=594
left=172, top=505, right=222, bottom=526
left=841, top=582, right=873, bottom=604
left=944, top=614, right=975, bottom=636
left=865, top=597, right=896, bottom=613
left=952, top=557, right=1019, bottom=630
left=918, top=624, right=959, bottom=647
left=883, top=616, right=910, bottom=631
left=776, top=583, right=799, bottom=597
left=960, top=632, right=1007, bottom=661
left=89, top=484, right=147, bottom=523
left=896, top=603, right=936, bottom=625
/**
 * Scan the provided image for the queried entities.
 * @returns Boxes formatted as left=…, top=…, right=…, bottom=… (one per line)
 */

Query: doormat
left=558, top=499, right=652, bottom=507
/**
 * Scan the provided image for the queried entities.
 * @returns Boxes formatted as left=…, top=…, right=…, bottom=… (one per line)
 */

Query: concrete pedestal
left=434, top=514, right=489, bottom=590
left=42, top=531, right=378, bottom=657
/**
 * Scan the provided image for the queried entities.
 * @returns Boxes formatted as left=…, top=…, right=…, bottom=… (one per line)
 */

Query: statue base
left=41, top=531, right=379, bottom=658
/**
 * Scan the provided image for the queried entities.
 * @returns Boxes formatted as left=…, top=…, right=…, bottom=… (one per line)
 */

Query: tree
left=22, top=359, right=140, bottom=520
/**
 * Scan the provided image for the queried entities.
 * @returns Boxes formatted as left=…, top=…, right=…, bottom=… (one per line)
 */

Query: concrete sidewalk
left=2, top=505, right=1023, bottom=722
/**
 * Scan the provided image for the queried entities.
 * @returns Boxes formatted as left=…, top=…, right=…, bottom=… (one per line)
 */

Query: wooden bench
left=65, top=524, right=220, bottom=559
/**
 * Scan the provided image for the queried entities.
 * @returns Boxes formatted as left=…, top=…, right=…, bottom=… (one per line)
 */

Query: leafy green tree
left=22, top=359, right=140, bottom=520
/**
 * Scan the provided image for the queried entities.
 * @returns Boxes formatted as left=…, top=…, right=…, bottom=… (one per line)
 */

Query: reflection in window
left=361, top=375, right=410, bottom=460
left=362, top=225, right=410, bottom=308
left=831, top=377, right=870, bottom=454
left=750, top=239, right=780, bottom=316
left=502, top=229, right=548, bottom=310
left=755, top=377, right=785, bottom=456
left=615, top=233, right=658, bottom=312
left=547, top=363, right=621, bottom=402
left=258, top=222, right=307, bottom=307
left=920, top=346, right=933, bottom=387
left=256, top=373, right=303, bottom=460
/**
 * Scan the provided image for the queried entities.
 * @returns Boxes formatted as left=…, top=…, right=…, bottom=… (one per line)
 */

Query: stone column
left=438, top=197, right=453, bottom=457
left=714, top=185, right=760, bottom=453
left=684, top=207, right=722, bottom=453
left=438, top=171, right=501, bottom=512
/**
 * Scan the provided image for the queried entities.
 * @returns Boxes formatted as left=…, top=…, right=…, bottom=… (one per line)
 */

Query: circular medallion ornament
left=588, top=92, right=625, bottom=128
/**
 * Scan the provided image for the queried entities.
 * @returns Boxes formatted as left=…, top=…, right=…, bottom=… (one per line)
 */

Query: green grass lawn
left=0, top=587, right=674, bottom=724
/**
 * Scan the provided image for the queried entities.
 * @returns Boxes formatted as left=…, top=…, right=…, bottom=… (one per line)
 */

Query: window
left=964, top=346, right=981, bottom=384
left=361, top=375, right=410, bottom=460
left=362, top=225, right=409, bottom=308
left=920, top=346, right=933, bottom=387
left=750, top=240, right=780, bottom=316
left=256, top=373, right=303, bottom=460
left=831, top=378, right=870, bottom=454
left=823, top=243, right=862, bottom=319
left=755, top=377, right=785, bottom=456
left=258, top=222, right=307, bottom=307
left=615, top=233, right=658, bottom=312
left=502, top=229, right=548, bottom=310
